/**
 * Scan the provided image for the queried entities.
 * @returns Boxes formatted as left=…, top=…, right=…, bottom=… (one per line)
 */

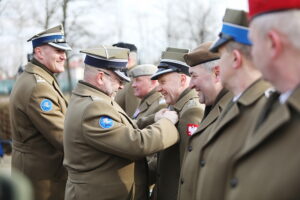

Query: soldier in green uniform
left=222, top=1, right=300, bottom=199
left=128, top=64, right=167, bottom=195
left=63, top=46, right=179, bottom=200
left=9, top=25, right=71, bottom=200
left=177, top=41, right=233, bottom=200
left=191, top=9, right=271, bottom=200
left=150, top=47, right=204, bottom=200
left=113, top=42, right=141, bottom=117
left=128, top=64, right=167, bottom=129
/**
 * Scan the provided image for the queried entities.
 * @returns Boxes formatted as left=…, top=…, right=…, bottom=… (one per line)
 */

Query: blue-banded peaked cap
left=80, top=46, right=130, bottom=82
left=27, top=24, right=71, bottom=51
left=151, top=47, right=190, bottom=80
left=210, top=8, right=252, bottom=53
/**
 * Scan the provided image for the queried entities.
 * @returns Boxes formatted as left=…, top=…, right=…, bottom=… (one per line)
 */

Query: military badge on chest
left=187, top=124, right=199, bottom=136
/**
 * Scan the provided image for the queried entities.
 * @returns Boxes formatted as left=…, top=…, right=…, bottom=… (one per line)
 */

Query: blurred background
left=0, top=0, right=248, bottom=171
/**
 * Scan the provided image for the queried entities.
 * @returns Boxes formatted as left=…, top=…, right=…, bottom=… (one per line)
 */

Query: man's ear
left=267, top=30, right=282, bottom=59
left=180, top=74, right=187, bottom=86
left=34, top=47, right=43, bottom=60
left=232, top=49, right=242, bottom=69
left=213, top=65, right=221, bottom=82
left=96, top=71, right=105, bottom=85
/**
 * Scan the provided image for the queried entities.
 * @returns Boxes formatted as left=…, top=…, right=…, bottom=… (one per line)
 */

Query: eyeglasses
left=97, top=69, right=126, bottom=85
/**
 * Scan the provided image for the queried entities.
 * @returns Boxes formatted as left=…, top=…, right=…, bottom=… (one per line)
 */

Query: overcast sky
left=0, top=0, right=249, bottom=77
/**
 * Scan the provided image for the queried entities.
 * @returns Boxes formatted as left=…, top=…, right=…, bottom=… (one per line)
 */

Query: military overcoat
left=224, top=85, right=300, bottom=200
left=10, top=60, right=68, bottom=200
left=177, top=89, right=232, bottom=200
left=194, top=79, right=271, bottom=200
left=154, top=88, right=204, bottom=200
left=63, top=81, right=179, bottom=200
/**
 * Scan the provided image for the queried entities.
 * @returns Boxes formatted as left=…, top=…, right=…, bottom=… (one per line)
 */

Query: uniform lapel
left=192, top=90, right=232, bottom=137
left=234, top=85, right=300, bottom=160
left=53, top=80, right=68, bottom=106
left=204, top=102, right=240, bottom=146
left=234, top=102, right=290, bottom=160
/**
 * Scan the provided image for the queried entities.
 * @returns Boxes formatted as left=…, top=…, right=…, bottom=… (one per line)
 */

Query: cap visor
left=114, top=70, right=130, bottom=82
left=150, top=68, right=176, bottom=80
left=48, top=42, right=72, bottom=51
left=210, top=37, right=230, bottom=53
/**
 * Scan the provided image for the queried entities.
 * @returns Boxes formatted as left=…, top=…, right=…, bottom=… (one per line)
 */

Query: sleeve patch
left=40, top=99, right=53, bottom=112
left=187, top=124, right=199, bottom=136
left=99, top=116, right=114, bottom=129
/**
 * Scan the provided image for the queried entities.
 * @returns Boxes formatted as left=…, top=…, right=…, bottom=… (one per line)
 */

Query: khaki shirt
left=154, top=88, right=204, bottom=200
left=195, top=79, right=271, bottom=200
left=224, top=85, right=300, bottom=200
left=10, top=60, right=68, bottom=200
left=63, top=81, right=179, bottom=200
left=177, top=89, right=233, bottom=200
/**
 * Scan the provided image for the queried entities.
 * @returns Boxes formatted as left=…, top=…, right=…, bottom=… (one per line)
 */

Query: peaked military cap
left=151, top=47, right=190, bottom=80
left=184, top=42, right=220, bottom=67
left=248, top=0, right=300, bottom=20
left=80, top=46, right=130, bottom=82
left=128, top=64, right=157, bottom=78
left=210, top=8, right=252, bottom=53
left=27, top=24, right=71, bottom=51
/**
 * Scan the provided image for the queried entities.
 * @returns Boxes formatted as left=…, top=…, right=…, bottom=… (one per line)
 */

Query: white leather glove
left=162, top=110, right=178, bottom=124
left=154, top=108, right=168, bottom=122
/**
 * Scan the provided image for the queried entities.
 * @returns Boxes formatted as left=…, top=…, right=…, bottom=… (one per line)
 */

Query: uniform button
left=180, top=178, right=184, bottom=184
left=188, top=146, right=192, bottom=152
left=230, top=178, right=238, bottom=188
left=200, top=160, right=205, bottom=167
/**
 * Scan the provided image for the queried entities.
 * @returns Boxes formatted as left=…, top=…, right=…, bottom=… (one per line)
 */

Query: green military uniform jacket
left=154, top=88, right=204, bottom=200
left=63, top=81, right=179, bottom=200
left=133, top=89, right=167, bottom=129
left=115, top=81, right=141, bottom=117
left=9, top=60, right=68, bottom=200
left=132, top=89, right=167, bottom=189
left=177, top=89, right=233, bottom=200
left=194, top=79, right=271, bottom=200
left=224, top=85, right=300, bottom=200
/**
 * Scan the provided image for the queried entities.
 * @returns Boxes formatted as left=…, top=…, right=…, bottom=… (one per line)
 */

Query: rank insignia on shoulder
left=187, top=124, right=199, bottom=136
left=40, top=99, right=53, bottom=112
left=99, top=116, right=114, bottom=129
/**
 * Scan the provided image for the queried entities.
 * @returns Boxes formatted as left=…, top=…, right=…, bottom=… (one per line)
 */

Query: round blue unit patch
left=99, top=116, right=114, bottom=129
left=40, top=99, right=53, bottom=112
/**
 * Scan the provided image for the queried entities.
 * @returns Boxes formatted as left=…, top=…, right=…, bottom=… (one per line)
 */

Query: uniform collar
left=237, top=78, right=271, bottom=106
left=142, top=89, right=161, bottom=105
left=73, top=81, right=113, bottom=103
left=25, top=61, right=57, bottom=85
left=172, top=88, right=198, bottom=112
left=286, top=84, right=300, bottom=112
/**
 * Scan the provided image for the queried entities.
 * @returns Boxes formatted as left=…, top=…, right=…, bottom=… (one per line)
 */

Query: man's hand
left=155, top=108, right=178, bottom=124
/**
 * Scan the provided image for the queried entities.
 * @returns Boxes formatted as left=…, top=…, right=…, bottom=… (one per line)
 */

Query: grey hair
left=83, top=64, right=99, bottom=81
left=251, top=9, right=300, bottom=50
left=201, top=59, right=220, bottom=72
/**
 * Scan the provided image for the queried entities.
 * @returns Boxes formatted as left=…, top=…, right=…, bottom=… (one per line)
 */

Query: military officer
left=190, top=9, right=271, bottom=200
left=113, top=42, right=141, bottom=117
left=129, top=64, right=167, bottom=129
left=150, top=47, right=204, bottom=200
left=63, top=46, right=180, bottom=200
left=222, top=1, right=300, bottom=199
left=128, top=64, right=167, bottom=196
left=177, top=41, right=233, bottom=200
left=9, top=24, right=71, bottom=200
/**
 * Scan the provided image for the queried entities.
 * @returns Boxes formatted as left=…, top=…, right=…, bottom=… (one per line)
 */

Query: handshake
left=154, top=108, right=178, bottom=124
